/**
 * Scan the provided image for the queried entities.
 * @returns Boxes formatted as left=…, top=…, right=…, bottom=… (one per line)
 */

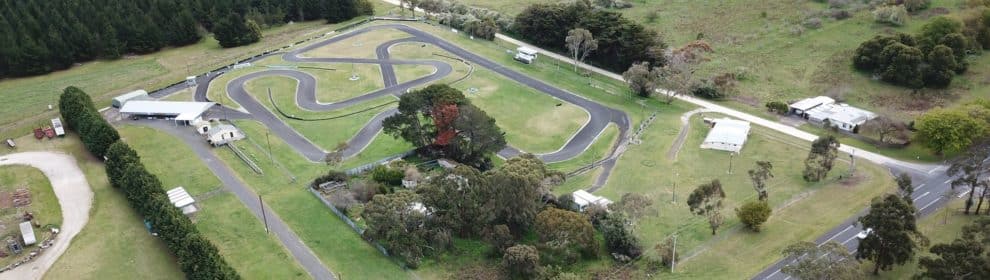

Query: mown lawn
left=219, top=120, right=413, bottom=279
left=0, top=133, right=185, bottom=280
left=117, top=125, right=308, bottom=279
left=300, top=28, right=412, bottom=59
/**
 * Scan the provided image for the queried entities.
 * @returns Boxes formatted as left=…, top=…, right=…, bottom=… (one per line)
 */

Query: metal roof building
left=119, top=101, right=215, bottom=125
left=700, top=118, right=751, bottom=153
left=167, top=186, right=198, bottom=215
left=51, top=118, right=65, bottom=136
left=572, top=189, right=612, bottom=211
left=788, top=96, right=835, bottom=115
left=20, top=221, right=36, bottom=245
left=112, top=90, right=150, bottom=108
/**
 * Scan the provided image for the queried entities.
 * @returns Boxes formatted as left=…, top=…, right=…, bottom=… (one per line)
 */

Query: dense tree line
left=59, top=87, right=239, bottom=279
left=917, top=217, right=990, bottom=279
left=513, top=2, right=667, bottom=73
left=853, top=11, right=990, bottom=89
left=0, top=0, right=372, bottom=78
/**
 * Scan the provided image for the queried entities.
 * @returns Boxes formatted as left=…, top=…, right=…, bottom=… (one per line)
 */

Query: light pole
left=670, top=234, right=677, bottom=273
left=728, top=152, right=735, bottom=174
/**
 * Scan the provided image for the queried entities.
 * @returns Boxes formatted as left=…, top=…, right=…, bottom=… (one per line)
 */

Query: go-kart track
left=194, top=24, right=631, bottom=166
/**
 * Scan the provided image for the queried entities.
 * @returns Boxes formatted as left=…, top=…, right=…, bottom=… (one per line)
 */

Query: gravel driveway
left=0, top=152, right=93, bottom=280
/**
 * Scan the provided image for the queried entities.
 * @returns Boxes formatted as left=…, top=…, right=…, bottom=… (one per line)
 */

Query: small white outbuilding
left=700, top=118, right=751, bottom=153
left=572, top=190, right=612, bottom=211
left=167, top=187, right=198, bottom=216
left=205, top=124, right=245, bottom=146
left=112, top=90, right=150, bottom=108
left=19, top=221, right=36, bottom=246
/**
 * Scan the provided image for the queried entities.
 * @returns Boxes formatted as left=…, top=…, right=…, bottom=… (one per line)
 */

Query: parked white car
left=856, top=228, right=874, bottom=239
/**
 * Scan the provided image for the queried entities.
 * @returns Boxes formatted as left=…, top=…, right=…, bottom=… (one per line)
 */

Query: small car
left=856, top=228, right=874, bottom=239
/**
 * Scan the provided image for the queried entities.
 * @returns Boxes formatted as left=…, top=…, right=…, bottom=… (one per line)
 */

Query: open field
left=595, top=112, right=894, bottom=278
left=0, top=18, right=375, bottom=141
left=456, top=68, right=589, bottom=154
left=301, top=28, right=412, bottom=59
left=0, top=133, right=184, bottom=279
left=217, top=120, right=412, bottom=279
left=117, top=125, right=308, bottom=279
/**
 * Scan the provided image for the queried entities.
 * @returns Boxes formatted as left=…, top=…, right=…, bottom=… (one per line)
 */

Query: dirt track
left=0, top=152, right=93, bottom=280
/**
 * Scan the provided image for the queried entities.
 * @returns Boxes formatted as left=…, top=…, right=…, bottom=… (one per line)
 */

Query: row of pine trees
left=0, top=0, right=372, bottom=78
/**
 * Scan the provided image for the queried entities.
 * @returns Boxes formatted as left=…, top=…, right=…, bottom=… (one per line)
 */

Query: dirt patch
left=0, top=192, right=10, bottom=209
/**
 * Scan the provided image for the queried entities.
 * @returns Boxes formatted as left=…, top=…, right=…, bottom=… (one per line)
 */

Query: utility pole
left=259, top=194, right=269, bottom=234
left=670, top=234, right=677, bottom=273
left=848, top=149, right=856, bottom=176
left=728, top=152, right=735, bottom=174
left=266, top=130, right=274, bottom=164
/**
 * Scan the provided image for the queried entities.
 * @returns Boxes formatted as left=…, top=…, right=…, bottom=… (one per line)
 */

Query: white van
left=514, top=47, right=538, bottom=64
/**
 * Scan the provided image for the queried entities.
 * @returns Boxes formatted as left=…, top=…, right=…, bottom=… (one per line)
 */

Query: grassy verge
left=0, top=133, right=185, bottom=279
left=117, top=125, right=308, bottom=279
left=867, top=198, right=978, bottom=279
left=221, top=120, right=412, bottom=278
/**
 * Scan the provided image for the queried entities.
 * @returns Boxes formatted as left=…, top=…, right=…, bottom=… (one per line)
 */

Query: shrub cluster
left=853, top=14, right=990, bottom=88
left=513, top=2, right=667, bottom=72
left=59, top=87, right=239, bottom=279
left=418, top=0, right=512, bottom=40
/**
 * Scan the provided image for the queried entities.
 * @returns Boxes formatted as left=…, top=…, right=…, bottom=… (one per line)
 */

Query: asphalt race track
left=196, top=24, right=630, bottom=167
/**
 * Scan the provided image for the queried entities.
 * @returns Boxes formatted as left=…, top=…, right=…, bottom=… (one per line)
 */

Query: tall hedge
left=58, top=86, right=119, bottom=158
left=61, top=88, right=240, bottom=279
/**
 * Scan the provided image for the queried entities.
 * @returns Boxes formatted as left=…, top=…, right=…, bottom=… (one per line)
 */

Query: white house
left=206, top=124, right=245, bottom=146
left=700, top=118, right=751, bottom=153
left=167, top=187, right=198, bottom=216
left=572, top=189, right=612, bottom=211
left=806, top=103, right=877, bottom=132
left=514, top=46, right=538, bottom=64
left=19, top=221, right=36, bottom=246
left=788, top=96, right=835, bottom=116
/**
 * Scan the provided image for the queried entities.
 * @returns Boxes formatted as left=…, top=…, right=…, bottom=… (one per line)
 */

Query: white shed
left=206, top=124, right=245, bottom=146
left=112, top=90, right=149, bottom=108
left=572, top=190, right=612, bottom=211
left=19, top=221, right=36, bottom=246
left=514, top=47, right=538, bottom=64
left=167, top=186, right=198, bottom=216
left=700, top=118, right=751, bottom=153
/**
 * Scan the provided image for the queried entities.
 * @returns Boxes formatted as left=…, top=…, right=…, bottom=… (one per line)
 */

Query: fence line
left=227, top=143, right=263, bottom=174
left=307, top=187, right=389, bottom=257
left=345, top=149, right=416, bottom=176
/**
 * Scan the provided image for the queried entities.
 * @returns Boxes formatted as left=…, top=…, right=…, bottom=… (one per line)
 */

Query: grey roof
left=703, top=118, right=751, bottom=147
left=119, top=101, right=215, bottom=121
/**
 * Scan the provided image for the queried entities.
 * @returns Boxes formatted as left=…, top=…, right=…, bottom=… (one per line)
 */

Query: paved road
left=0, top=152, right=93, bottom=280
left=753, top=164, right=957, bottom=280
left=128, top=120, right=337, bottom=280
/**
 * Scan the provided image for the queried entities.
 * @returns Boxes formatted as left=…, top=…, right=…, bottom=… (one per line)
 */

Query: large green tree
left=802, top=135, right=840, bottom=182
left=687, top=179, right=726, bottom=235
left=600, top=211, right=642, bottom=260
left=503, top=244, right=540, bottom=279
left=948, top=149, right=989, bottom=215
left=736, top=200, right=771, bottom=232
left=917, top=218, right=990, bottom=279
left=747, top=161, right=774, bottom=201
left=856, top=194, right=925, bottom=275
left=417, top=165, right=494, bottom=237
left=914, top=108, right=987, bottom=155
left=213, top=12, right=262, bottom=48
left=362, top=191, right=433, bottom=268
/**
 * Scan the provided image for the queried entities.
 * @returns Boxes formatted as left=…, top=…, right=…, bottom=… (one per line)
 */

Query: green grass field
left=117, top=125, right=308, bottom=279
left=218, top=120, right=413, bottom=279
left=0, top=133, right=185, bottom=279
left=0, top=18, right=375, bottom=141
left=455, top=68, right=589, bottom=154
left=393, top=64, right=437, bottom=84
left=594, top=112, right=894, bottom=278
left=388, top=42, right=474, bottom=85
left=301, top=28, right=412, bottom=59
